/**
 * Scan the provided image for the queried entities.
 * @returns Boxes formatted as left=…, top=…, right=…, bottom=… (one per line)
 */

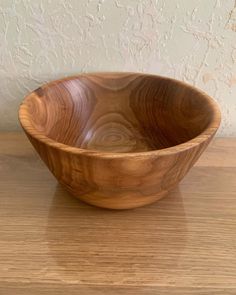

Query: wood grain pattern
left=19, top=73, right=221, bottom=209
left=0, top=133, right=236, bottom=294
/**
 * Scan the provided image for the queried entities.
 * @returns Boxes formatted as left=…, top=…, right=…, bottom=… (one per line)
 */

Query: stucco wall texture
left=1, top=0, right=236, bottom=135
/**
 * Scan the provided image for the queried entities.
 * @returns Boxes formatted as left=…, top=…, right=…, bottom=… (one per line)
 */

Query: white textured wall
left=1, top=0, right=236, bottom=135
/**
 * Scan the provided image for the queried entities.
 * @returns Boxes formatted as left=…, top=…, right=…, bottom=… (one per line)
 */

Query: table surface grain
left=0, top=132, right=236, bottom=295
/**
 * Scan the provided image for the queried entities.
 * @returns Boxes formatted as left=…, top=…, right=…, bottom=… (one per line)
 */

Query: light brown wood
left=195, top=137, right=236, bottom=167
left=19, top=73, right=221, bottom=209
left=1, top=133, right=236, bottom=294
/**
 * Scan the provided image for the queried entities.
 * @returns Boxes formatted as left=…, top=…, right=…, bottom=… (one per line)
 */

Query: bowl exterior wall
left=24, top=132, right=215, bottom=209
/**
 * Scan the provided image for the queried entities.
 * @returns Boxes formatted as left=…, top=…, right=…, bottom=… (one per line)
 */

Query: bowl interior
left=23, top=73, right=215, bottom=153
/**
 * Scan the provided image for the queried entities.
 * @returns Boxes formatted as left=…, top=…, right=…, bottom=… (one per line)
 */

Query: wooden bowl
left=19, top=73, right=221, bottom=209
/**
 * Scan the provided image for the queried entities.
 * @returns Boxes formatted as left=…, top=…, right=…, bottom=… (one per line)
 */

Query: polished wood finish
left=19, top=73, right=221, bottom=209
left=1, top=133, right=236, bottom=294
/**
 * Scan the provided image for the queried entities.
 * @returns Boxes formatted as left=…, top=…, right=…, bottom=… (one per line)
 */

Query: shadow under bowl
left=19, top=72, right=221, bottom=209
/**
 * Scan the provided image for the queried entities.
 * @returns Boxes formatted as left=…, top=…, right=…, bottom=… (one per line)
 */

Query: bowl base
left=62, top=185, right=169, bottom=209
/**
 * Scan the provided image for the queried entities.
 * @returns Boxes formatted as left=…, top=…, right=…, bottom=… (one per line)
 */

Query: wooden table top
left=0, top=132, right=236, bottom=295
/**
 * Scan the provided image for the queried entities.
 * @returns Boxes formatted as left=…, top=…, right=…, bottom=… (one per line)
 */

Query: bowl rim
left=18, top=72, right=221, bottom=159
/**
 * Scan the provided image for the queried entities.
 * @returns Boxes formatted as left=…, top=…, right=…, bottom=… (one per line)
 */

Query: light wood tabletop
left=0, top=132, right=236, bottom=294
